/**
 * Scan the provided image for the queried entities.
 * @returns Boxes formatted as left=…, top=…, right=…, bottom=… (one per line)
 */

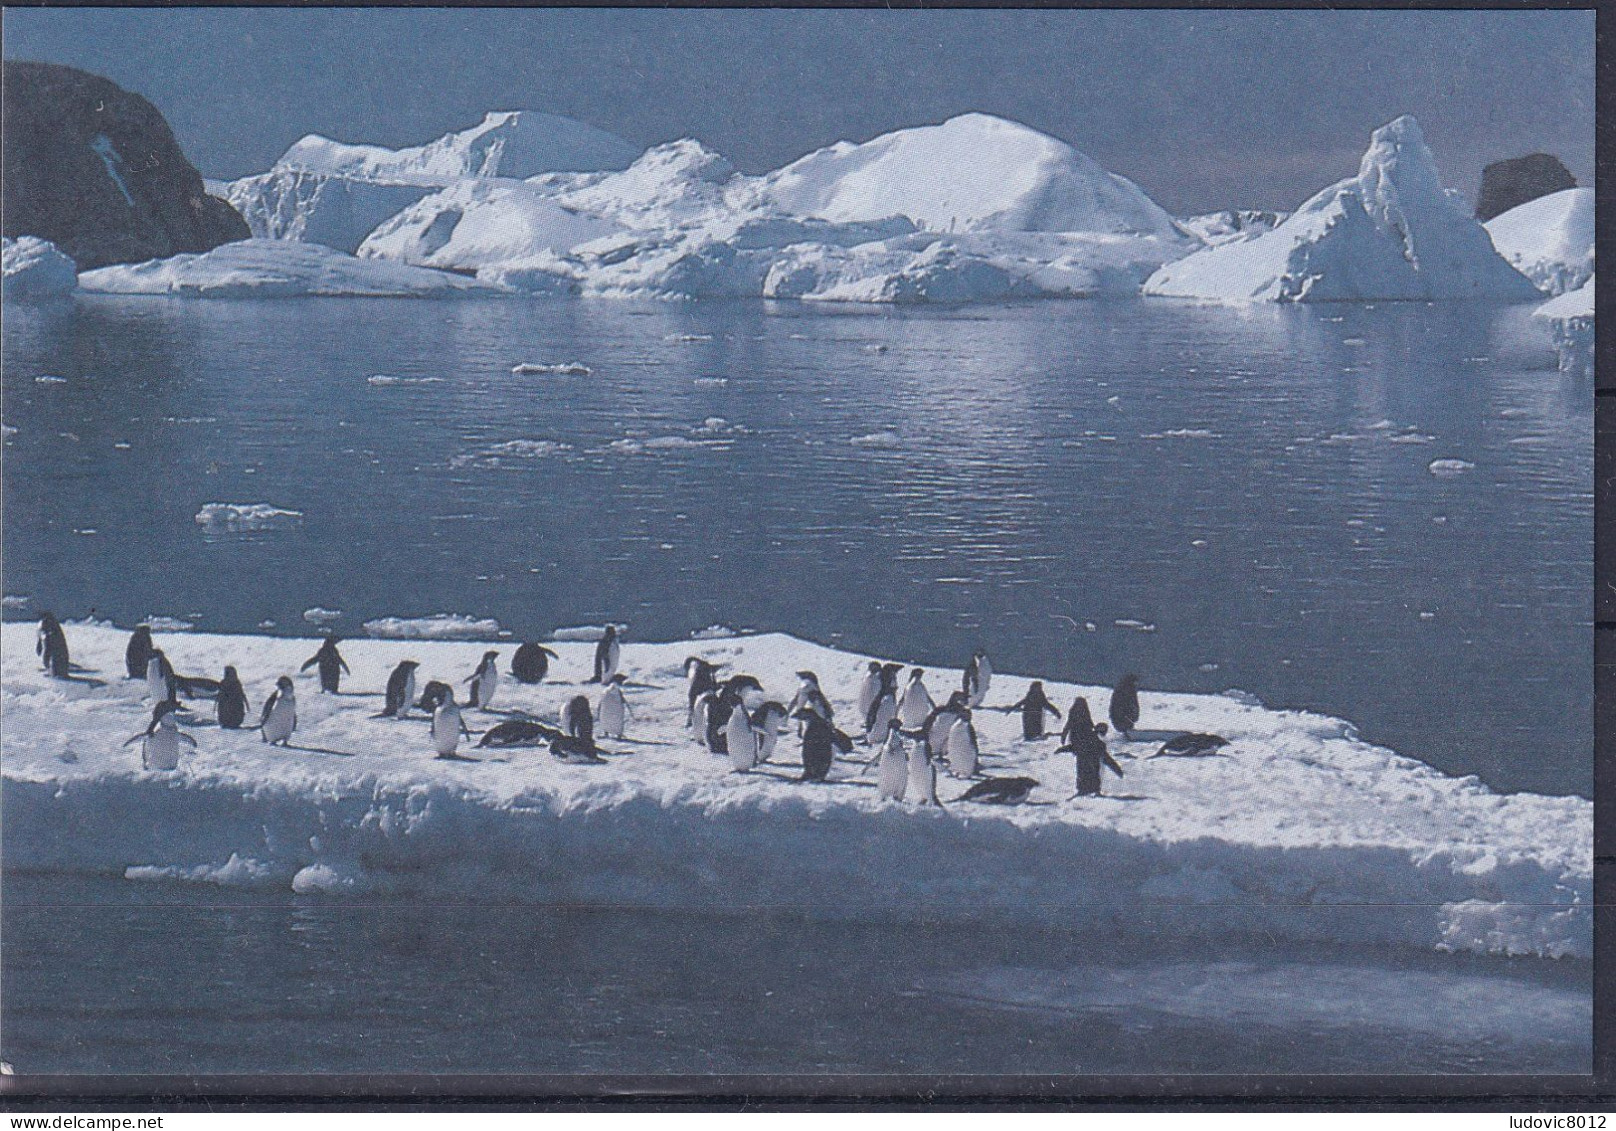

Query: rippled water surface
left=0, top=296, right=1592, bottom=794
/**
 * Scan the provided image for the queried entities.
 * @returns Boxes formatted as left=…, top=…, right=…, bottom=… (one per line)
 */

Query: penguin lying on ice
left=958, top=776, right=1039, bottom=805
left=1150, top=733, right=1229, bottom=758
left=477, top=718, right=564, bottom=748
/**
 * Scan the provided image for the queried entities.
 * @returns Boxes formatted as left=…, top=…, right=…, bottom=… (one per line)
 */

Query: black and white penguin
left=432, top=688, right=474, bottom=758
left=173, top=672, right=222, bottom=699
left=856, top=661, right=883, bottom=724
left=125, top=624, right=155, bottom=681
left=1009, top=681, right=1062, bottom=740
left=751, top=701, right=790, bottom=764
left=959, top=776, right=1037, bottom=805
left=943, top=715, right=980, bottom=778
left=1109, top=674, right=1141, bottom=738
left=124, top=699, right=195, bottom=771
left=416, top=680, right=453, bottom=715
left=477, top=719, right=562, bottom=748
left=726, top=699, right=760, bottom=772
left=590, top=625, right=622, bottom=684
left=873, top=718, right=908, bottom=802
left=691, top=689, right=717, bottom=750
left=1061, top=697, right=1120, bottom=797
left=598, top=673, right=630, bottom=739
left=898, top=668, right=934, bottom=729
left=788, top=671, right=834, bottom=723
left=685, top=657, right=720, bottom=725
left=962, top=651, right=993, bottom=709
left=300, top=636, right=349, bottom=694
left=550, top=732, right=606, bottom=764
left=564, top=694, right=595, bottom=746
left=36, top=612, right=69, bottom=679
left=465, top=651, right=500, bottom=709
left=1151, top=733, right=1229, bottom=759
left=904, top=724, right=940, bottom=806
left=382, top=660, right=420, bottom=719
left=259, top=676, right=298, bottom=747
left=794, top=708, right=853, bottom=783
left=863, top=674, right=900, bottom=746
left=510, top=642, right=559, bottom=685
left=145, top=650, right=176, bottom=702
left=217, top=666, right=249, bottom=729
left=924, top=692, right=971, bottom=755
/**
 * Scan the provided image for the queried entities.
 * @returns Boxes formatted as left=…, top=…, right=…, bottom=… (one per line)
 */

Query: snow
left=361, top=614, right=503, bottom=640
left=78, top=240, right=497, bottom=299
left=358, top=178, right=619, bottom=270
left=1484, top=188, right=1593, bottom=297
left=1176, top=210, right=1288, bottom=247
left=275, top=111, right=640, bottom=184
left=224, top=170, right=434, bottom=254
left=193, top=503, right=304, bottom=530
left=2, top=236, right=78, bottom=297
left=2, top=623, right=1590, bottom=960
left=1145, top=117, right=1543, bottom=303
left=1534, top=274, right=1594, bottom=323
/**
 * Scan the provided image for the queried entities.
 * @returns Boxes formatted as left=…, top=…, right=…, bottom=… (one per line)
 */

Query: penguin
left=692, top=689, right=717, bottom=750
left=145, top=651, right=176, bottom=702
left=259, top=676, right=298, bottom=747
left=856, top=661, right=883, bottom=724
left=173, top=672, right=222, bottom=699
left=794, top=708, right=853, bottom=783
left=382, top=660, right=420, bottom=718
left=788, top=671, right=834, bottom=723
left=478, top=718, right=562, bottom=748
left=1009, top=681, right=1062, bottom=740
left=962, top=651, right=993, bottom=709
left=898, top=668, right=935, bottom=729
left=432, top=688, right=475, bottom=758
left=874, top=718, right=908, bottom=802
left=510, top=642, right=559, bottom=685
left=1061, top=697, right=1121, bottom=797
left=550, top=733, right=607, bottom=764
left=943, top=715, right=980, bottom=779
left=863, top=682, right=899, bottom=746
left=217, top=666, right=248, bottom=730
left=959, top=776, right=1038, bottom=805
left=905, top=724, right=940, bottom=806
left=1109, top=674, right=1141, bottom=738
left=590, top=625, right=621, bottom=684
left=726, top=699, right=760, bottom=772
left=416, top=680, right=453, bottom=715
left=564, top=694, right=595, bottom=746
left=36, top=612, right=69, bottom=679
left=1151, top=733, right=1229, bottom=759
left=924, top=692, right=971, bottom=755
left=751, top=701, right=790, bottom=764
left=465, top=651, right=500, bottom=709
left=704, top=684, right=750, bottom=755
left=125, top=624, right=155, bottom=680
left=300, top=636, right=349, bottom=694
left=124, top=699, right=195, bottom=771
left=598, top=673, right=630, bottom=739
left=685, top=657, right=720, bottom=725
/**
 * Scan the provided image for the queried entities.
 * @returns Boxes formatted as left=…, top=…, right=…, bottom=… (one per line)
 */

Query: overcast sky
left=3, top=7, right=1595, bottom=215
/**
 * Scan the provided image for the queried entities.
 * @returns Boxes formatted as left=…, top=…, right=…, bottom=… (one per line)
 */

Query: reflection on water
left=0, top=296, right=1591, bottom=794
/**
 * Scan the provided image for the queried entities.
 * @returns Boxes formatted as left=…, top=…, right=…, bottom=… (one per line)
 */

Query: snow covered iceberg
left=1145, top=116, right=1542, bottom=303
left=1, top=623, right=1590, bottom=960
left=1484, top=187, right=1593, bottom=297
left=2, top=235, right=78, bottom=297
left=224, top=169, right=436, bottom=255
left=1534, top=274, right=1594, bottom=377
left=77, top=239, right=498, bottom=298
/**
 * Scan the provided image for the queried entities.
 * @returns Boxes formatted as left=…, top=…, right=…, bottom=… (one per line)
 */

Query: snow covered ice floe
left=361, top=614, right=503, bottom=640
left=2, top=236, right=78, bottom=297
left=1485, top=188, right=1594, bottom=297
left=78, top=240, right=498, bottom=298
left=0, top=623, right=1589, bottom=960
left=193, top=502, right=304, bottom=530
left=1533, top=274, right=1595, bottom=378
left=1145, top=117, right=1543, bottom=303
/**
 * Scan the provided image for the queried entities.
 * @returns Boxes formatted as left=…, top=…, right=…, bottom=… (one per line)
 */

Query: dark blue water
left=1, top=295, right=1590, bottom=795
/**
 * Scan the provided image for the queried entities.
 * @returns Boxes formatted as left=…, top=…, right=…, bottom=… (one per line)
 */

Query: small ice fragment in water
left=1342, top=338, right=1367, bottom=346
left=551, top=623, right=628, bottom=642
left=511, top=362, right=591, bottom=376
left=144, top=615, right=195, bottom=631
left=1191, top=539, right=1208, bottom=547
left=34, top=375, right=67, bottom=384
left=1419, top=612, right=1436, bottom=620
left=1, top=595, right=30, bottom=610
left=113, top=441, right=131, bottom=450
left=850, top=430, right=901, bottom=448
left=1198, top=662, right=1220, bottom=672
left=368, top=374, right=444, bottom=386
left=1114, top=618, right=1157, bottom=632
left=303, top=607, right=342, bottom=625
left=692, top=377, right=728, bottom=387
left=362, top=614, right=502, bottom=640
left=690, top=624, right=737, bottom=640
left=1428, top=459, right=1475, bottom=477
left=258, top=620, right=277, bottom=629
left=863, top=343, right=888, bottom=354
left=194, top=503, right=304, bottom=530
left=665, top=333, right=713, bottom=343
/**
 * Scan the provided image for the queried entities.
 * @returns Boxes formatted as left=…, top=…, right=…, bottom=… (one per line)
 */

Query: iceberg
left=223, top=170, right=435, bottom=254
left=193, top=502, right=303, bottom=530
left=1, top=623, right=1590, bottom=960
left=1145, top=117, right=1542, bottom=303
left=1485, top=188, right=1594, bottom=296
left=2, top=235, right=78, bottom=297
left=1534, top=274, right=1594, bottom=323
left=1533, top=275, right=1595, bottom=377
left=1177, top=210, right=1287, bottom=247
left=78, top=240, right=498, bottom=298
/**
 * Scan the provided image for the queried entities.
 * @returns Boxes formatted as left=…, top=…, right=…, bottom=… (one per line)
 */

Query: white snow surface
left=1485, top=188, right=1594, bottom=297
left=1, top=624, right=1589, bottom=959
left=1145, top=117, right=1542, bottom=303
left=1535, top=275, right=1594, bottom=322
left=276, top=111, right=640, bottom=184
left=1176, top=210, right=1288, bottom=247
left=2, top=236, right=78, bottom=297
left=78, top=240, right=496, bottom=299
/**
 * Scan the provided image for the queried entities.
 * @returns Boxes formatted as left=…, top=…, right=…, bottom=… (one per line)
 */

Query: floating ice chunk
left=849, top=430, right=902, bottom=448
left=511, top=362, right=592, bottom=376
left=1114, top=618, right=1157, bottom=632
left=450, top=439, right=575, bottom=468
left=1428, top=459, right=1476, bottom=477
left=302, top=607, right=343, bottom=625
left=367, top=374, right=444, bottom=386
left=1386, top=433, right=1435, bottom=445
left=692, top=377, right=728, bottom=387
left=362, top=614, right=502, bottom=640
left=194, top=503, right=304, bottom=530
left=127, top=853, right=280, bottom=888
left=2, top=236, right=77, bottom=298
left=1, top=595, right=31, bottom=611
left=666, top=333, right=713, bottom=343
left=291, top=861, right=371, bottom=894
left=34, top=375, right=67, bottom=385
left=690, top=624, right=742, bottom=640
left=550, top=623, right=628, bottom=642
left=144, top=616, right=195, bottom=632
left=642, top=435, right=704, bottom=450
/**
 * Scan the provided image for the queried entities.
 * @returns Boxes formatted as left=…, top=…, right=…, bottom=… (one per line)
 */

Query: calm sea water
left=1, top=295, right=1592, bottom=795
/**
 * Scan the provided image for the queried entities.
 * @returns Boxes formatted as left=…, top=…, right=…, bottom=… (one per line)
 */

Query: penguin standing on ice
left=432, top=688, right=475, bottom=758
left=416, top=680, right=453, bottom=715
left=259, top=676, right=298, bottom=747
left=788, top=671, right=834, bottom=723
left=794, top=708, right=853, bottom=782
left=962, top=651, right=992, bottom=709
left=685, top=657, right=720, bottom=725
left=382, top=660, right=420, bottom=719
left=300, top=636, right=349, bottom=694
left=898, top=668, right=935, bottom=729
left=124, top=700, right=195, bottom=771
left=1061, top=697, right=1121, bottom=797
left=752, top=701, right=789, bottom=764
left=598, top=673, right=631, bottom=739
left=1008, top=681, right=1062, bottom=740
left=856, top=661, right=883, bottom=724
left=145, top=651, right=176, bottom=702
left=510, top=642, right=559, bottom=685
left=125, top=625, right=155, bottom=680
left=217, top=666, right=248, bottom=729
left=726, top=700, right=760, bottom=772
left=944, top=714, right=980, bottom=778
left=863, top=665, right=901, bottom=745
left=1109, top=674, right=1141, bottom=739
left=924, top=692, right=971, bottom=756
left=590, top=625, right=622, bottom=684
left=904, top=725, right=941, bottom=806
left=871, top=718, right=908, bottom=801
left=692, top=689, right=717, bottom=750
left=465, top=651, right=500, bottom=709
left=564, top=694, right=595, bottom=747
left=36, top=613, right=69, bottom=679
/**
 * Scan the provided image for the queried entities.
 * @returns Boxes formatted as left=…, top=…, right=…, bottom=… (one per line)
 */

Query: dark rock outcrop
left=2, top=61, right=249, bottom=269
left=1474, top=154, right=1577, bottom=222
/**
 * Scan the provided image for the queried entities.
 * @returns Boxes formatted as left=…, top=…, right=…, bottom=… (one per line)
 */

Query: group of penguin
left=39, top=614, right=1230, bottom=803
